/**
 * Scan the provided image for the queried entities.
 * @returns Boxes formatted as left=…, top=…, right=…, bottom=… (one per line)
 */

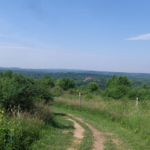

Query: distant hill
left=0, top=67, right=150, bottom=79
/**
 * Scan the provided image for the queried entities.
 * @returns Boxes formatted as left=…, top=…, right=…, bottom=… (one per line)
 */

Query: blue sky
left=0, top=0, right=150, bottom=73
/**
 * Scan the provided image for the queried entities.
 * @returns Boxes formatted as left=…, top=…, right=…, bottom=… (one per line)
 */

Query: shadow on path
left=52, top=113, right=74, bottom=129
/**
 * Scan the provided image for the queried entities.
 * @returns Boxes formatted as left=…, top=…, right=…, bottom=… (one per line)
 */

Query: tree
left=106, top=75, right=131, bottom=88
left=105, top=75, right=132, bottom=99
left=0, top=72, right=53, bottom=111
left=40, top=74, right=54, bottom=87
left=88, top=82, right=99, bottom=92
left=142, top=83, right=148, bottom=90
left=0, top=72, right=3, bottom=78
left=55, top=78, right=76, bottom=90
left=4, top=70, right=13, bottom=78
left=117, top=76, right=131, bottom=87
left=106, top=75, right=117, bottom=88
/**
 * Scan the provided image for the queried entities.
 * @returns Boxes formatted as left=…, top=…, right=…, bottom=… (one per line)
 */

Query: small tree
left=4, top=70, right=13, bottom=78
left=55, top=78, right=76, bottom=90
left=142, top=83, right=148, bottom=90
left=40, top=74, right=54, bottom=88
left=88, top=82, right=99, bottom=92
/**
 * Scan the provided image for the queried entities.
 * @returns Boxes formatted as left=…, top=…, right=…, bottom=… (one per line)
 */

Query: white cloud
left=126, top=33, right=150, bottom=40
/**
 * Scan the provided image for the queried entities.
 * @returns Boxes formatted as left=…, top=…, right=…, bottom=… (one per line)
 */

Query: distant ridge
left=0, top=67, right=150, bottom=78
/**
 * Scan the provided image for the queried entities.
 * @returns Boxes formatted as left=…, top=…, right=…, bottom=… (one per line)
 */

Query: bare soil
left=67, top=119, right=85, bottom=139
left=67, top=118, right=85, bottom=150
left=68, top=114, right=106, bottom=150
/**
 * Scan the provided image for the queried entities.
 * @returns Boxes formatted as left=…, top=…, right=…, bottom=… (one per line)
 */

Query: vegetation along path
left=68, top=114, right=106, bottom=150
left=54, top=106, right=124, bottom=150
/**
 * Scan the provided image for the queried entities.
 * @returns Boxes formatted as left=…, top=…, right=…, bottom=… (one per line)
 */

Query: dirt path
left=67, top=119, right=85, bottom=150
left=84, top=123, right=105, bottom=150
left=67, top=119, right=85, bottom=139
left=68, top=114, right=106, bottom=150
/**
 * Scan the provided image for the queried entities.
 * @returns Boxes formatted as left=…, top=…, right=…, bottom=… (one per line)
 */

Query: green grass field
left=53, top=93, right=150, bottom=149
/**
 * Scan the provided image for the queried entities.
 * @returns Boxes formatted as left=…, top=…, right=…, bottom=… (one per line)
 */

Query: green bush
left=93, top=89, right=102, bottom=95
left=88, top=82, right=99, bottom=92
left=85, top=94, right=93, bottom=100
left=0, top=72, right=53, bottom=111
left=142, top=83, right=148, bottom=90
left=55, top=78, right=76, bottom=90
left=0, top=102, right=54, bottom=150
left=68, top=89, right=80, bottom=95
left=104, top=75, right=132, bottom=99
left=50, top=86, right=63, bottom=97
left=127, top=89, right=138, bottom=100
left=0, top=108, right=43, bottom=150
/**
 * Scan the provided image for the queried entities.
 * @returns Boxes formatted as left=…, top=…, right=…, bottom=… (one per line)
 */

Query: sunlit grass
left=54, top=93, right=150, bottom=149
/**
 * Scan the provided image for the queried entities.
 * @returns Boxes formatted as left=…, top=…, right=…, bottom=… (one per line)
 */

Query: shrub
left=50, top=86, right=63, bottom=97
left=0, top=73, right=53, bottom=111
left=127, top=89, right=138, bottom=100
left=55, top=78, right=76, bottom=90
left=88, top=82, right=99, bottom=92
left=0, top=111, right=43, bottom=150
left=68, top=89, right=81, bottom=95
left=85, top=94, right=93, bottom=100
left=93, top=89, right=102, bottom=95
left=142, top=83, right=148, bottom=90
left=32, top=102, right=54, bottom=124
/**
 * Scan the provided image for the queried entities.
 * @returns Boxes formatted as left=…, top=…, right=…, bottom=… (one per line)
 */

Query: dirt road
left=68, top=114, right=106, bottom=150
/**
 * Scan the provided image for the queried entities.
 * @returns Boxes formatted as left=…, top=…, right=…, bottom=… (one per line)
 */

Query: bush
left=85, top=94, right=93, bottom=100
left=103, top=86, right=130, bottom=99
left=0, top=73, right=53, bottom=111
left=55, top=78, right=76, bottom=90
left=88, top=82, right=99, bottom=92
left=0, top=102, right=54, bottom=150
left=104, top=75, right=132, bottom=99
left=0, top=111, right=43, bottom=150
left=68, top=89, right=81, bottom=95
left=127, top=89, right=138, bottom=100
left=50, top=86, right=63, bottom=97
left=32, top=102, right=54, bottom=124
left=93, top=89, right=102, bottom=95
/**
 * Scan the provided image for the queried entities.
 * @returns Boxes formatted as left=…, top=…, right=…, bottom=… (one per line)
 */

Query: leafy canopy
left=88, top=82, right=99, bottom=92
left=56, top=78, right=76, bottom=90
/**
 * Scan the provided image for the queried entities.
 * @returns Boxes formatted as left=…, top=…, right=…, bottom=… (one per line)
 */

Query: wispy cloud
left=0, top=46, right=36, bottom=50
left=126, top=33, right=150, bottom=40
left=0, top=33, right=58, bottom=50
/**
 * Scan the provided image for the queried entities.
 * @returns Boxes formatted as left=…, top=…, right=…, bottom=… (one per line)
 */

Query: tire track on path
left=67, top=118, right=85, bottom=150
left=68, top=114, right=106, bottom=150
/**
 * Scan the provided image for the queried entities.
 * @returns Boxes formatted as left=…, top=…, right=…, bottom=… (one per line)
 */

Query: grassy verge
left=31, top=113, right=74, bottom=150
left=54, top=94, right=150, bottom=149
left=1, top=100, right=93, bottom=150
left=31, top=109, right=93, bottom=150
left=53, top=107, right=125, bottom=150
left=54, top=108, right=93, bottom=150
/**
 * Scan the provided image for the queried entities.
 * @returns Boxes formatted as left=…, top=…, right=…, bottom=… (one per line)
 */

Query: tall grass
left=0, top=102, right=54, bottom=150
left=54, top=94, right=150, bottom=147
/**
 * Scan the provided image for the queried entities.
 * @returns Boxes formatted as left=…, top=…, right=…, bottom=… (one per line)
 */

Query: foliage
left=50, top=86, right=63, bottom=97
left=106, top=75, right=131, bottom=88
left=85, top=94, right=93, bottom=99
left=56, top=78, right=76, bottom=90
left=104, top=75, right=132, bottom=99
left=0, top=71, right=53, bottom=111
left=0, top=102, right=55, bottom=150
left=88, top=82, right=99, bottom=92
left=142, top=83, right=148, bottom=90
left=40, top=74, right=55, bottom=88
left=54, top=95, right=150, bottom=149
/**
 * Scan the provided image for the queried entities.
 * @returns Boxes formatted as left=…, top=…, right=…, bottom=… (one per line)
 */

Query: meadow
left=54, top=93, right=150, bottom=149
